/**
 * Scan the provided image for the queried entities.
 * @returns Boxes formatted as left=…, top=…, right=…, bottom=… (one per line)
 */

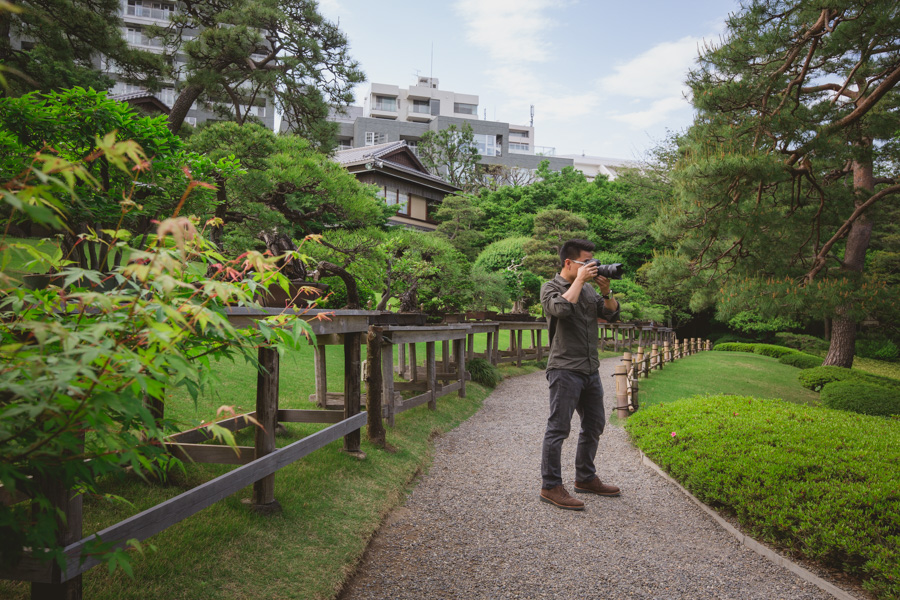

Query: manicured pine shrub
left=820, top=380, right=900, bottom=417
left=798, top=366, right=856, bottom=391
left=778, top=352, right=823, bottom=369
left=465, top=358, right=502, bottom=388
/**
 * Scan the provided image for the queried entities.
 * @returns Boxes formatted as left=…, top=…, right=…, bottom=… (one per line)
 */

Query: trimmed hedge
left=713, top=342, right=756, bottom=353
left=714, top=342, right=799, bottom=359
left=778, top=352, right=823, bottom=370
left=820, top=380, right=900, bottom=417
left=625, top=395, right=900, bottom=598
left=752, top=344, right=799, bottom=359
left=774, top=332, right=829, bottom=354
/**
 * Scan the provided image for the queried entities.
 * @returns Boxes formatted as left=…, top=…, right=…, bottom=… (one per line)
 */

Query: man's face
left=563, top=250, right=594, bottom=277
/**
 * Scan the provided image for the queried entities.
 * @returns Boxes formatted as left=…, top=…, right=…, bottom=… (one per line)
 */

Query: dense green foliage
left=626, top=395, right=900, bottom=598
left=820, top=380, right=900, bottom=417
left=777, top=353, right=822, bottom=370
left=0, top=137, right=310, bottom=571
left=713, top=342, right=758, bottom=353
left=417, top=123, right=481, bottom=191
left=798, top=365, right=900, bottom=393
left=465, top=358, right=502, bottom=388
left=773, top=332, right=830, bottom=355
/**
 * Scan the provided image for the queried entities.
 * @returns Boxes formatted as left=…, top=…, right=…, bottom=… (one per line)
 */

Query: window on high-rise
left=454, top=102, right=477, bottom=115
left=373, top=95, right=397, bottom=111
left=365, top=132, right=387, bottom=146
left=411, top=99, right=430, bottom=114
left=127, top=0, right=174, bottom=20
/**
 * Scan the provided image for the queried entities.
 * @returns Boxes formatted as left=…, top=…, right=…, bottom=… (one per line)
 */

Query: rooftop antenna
left=530, top=105, right=535, bottom=127
left=483, top=108, right=487, bottom=120
left=430, top=43, right=433, bottom=85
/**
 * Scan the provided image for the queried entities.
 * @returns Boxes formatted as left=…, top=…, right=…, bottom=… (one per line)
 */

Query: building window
left=411, top=99, right=430, bottom=114
left=185, top=117, right=197, bottom=126
left=125, top=26, right=163, bottom=48
left=430, top=99, right=440, bottom=116
left=397, top=190, right=409, bottom=215
left=406, top=141, right=418, bottom=156
left=511, top=130, right=530, bottom=138
left=454, top=102, right=478, bottom=115
left=473, top=133, right=501, bottom=157
left=509, top=142, right=530, bottom=152
left=127, top=0, right=175, bottom=20
left=373, top=95, right=397, bottom=111
left=365, top=132, right=387, bottom=146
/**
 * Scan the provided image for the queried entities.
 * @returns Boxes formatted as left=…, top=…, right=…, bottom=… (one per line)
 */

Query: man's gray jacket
left=541, top=274, right=621, bottom=374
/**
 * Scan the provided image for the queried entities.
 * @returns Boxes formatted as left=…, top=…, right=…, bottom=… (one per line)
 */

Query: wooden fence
left=2, top=309, right=683, bottom=598
left=613, top=336, right=712, bottom=418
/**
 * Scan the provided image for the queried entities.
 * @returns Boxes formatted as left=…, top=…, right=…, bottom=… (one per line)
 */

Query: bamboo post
left=622, top=352, right=632, bottom=379
left=634, top=346, right=644, bottom=379
left=630, top=361, right=640, bottom=410
left=615, top=365, right=629, bottom=419
left=252, top=346, right=280, bottom=512
left=365, top=326, right=385, bottom=446
left=663, top=341, right=670, bottom=367
left=343, top=331, right=362, bottom=455
left=650, top=344, right=659, bottom=371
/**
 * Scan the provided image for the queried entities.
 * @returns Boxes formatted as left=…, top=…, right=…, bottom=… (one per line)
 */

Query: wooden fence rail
left=3, top=307, right=685, bottom=598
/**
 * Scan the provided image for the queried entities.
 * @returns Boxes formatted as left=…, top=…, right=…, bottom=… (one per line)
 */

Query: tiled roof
left=333, top=141, right=457, bottom=189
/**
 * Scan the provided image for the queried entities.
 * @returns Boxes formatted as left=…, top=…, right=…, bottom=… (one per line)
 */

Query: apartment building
left=107, top=0, right=274, bottom=129
left=557, top=154, right=641, bottom=181
left=331, top=77, right=573, bottom=173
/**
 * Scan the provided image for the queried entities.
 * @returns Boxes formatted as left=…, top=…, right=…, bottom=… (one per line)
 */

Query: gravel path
left=339, top=358, right=841, bottom=600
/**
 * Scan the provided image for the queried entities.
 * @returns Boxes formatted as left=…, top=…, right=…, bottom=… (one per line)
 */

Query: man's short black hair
left=559, top=239, right=595, bottom=268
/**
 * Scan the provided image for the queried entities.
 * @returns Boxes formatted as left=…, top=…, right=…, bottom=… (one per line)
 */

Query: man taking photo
left=539, top=239, right=621, bottom=511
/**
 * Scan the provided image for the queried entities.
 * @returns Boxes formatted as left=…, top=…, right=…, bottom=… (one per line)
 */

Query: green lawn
left=636, top=351, right=820, bottom=407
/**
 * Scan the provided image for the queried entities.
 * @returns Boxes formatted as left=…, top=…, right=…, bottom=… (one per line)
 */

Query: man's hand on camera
left=594, top=275, right=611, bottom=296
left=576, top=262, right=598, bottom=284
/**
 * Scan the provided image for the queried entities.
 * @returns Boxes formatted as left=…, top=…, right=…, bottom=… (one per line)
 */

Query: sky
left=317, top=0, right=741, bottom=161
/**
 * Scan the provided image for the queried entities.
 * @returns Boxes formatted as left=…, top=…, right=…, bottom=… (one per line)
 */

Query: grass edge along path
left=0, top=364, right=541, bottom=600
left=625, top=394, right=899, bottom=598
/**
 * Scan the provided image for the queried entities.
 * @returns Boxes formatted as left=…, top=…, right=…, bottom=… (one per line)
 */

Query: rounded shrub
left=856, top=338, right=900, bottom=362
left=466, top=358, right=502, bottom=388
left=752, top=344, right=798, bottom=359
left=798, top=366, right=855, bottom=392
left=774, top=332, right=829, bottom=354
left=820, top=380, right=900, bottom=417
left=778, top=353, right=823, bottom=369
left=714, top=342, right=756, bottom=353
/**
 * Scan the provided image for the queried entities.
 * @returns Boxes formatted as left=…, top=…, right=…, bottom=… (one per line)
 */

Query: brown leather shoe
left=540, top=485, right=585, bottom=510
left=574, top=477, right=621, bottom=496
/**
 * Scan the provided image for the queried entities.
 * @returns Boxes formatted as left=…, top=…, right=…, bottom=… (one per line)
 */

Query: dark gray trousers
left=541, top=368, right=606, bottom=489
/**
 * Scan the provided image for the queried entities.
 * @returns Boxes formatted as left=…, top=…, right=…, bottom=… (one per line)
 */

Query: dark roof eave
left=346, top=164, right=459, bottom=194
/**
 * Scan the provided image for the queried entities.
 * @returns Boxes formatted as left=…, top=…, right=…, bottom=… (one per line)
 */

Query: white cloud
left=454, top=0, right=565, bottom=63
left=600, top=36, right=703, bottom=99
left=609, top=96, right=692, bottom=128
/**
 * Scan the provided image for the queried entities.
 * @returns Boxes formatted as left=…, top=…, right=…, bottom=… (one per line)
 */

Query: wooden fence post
left=650, top=344, right=659, bottom=371
left=365, top=326, right=385, bottom=446
left=398, top=343, right=407, bottom=379
left=252, top=346, right=280, bottom=513
left=662, top=341, right=670, bottom=367
left=409, top=344, right=418, bottom=382
left=343, top=331, right=362, bottom=455
left=30, top=446, right=84, bottom=600
left=313, top=344, right=327, bottom=407
left=614, top=365, right=629, bottom=419
left=426, top=341, right=437, bottom=410
left=455, top=338, right=466, bottom=398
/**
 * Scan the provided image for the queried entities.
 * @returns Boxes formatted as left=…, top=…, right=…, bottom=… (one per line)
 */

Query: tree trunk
left=823, top=151, right=875, bottom=367
left=318, top=261, right=360, bottom=309
left=399, top=284, right=419, bottom=313
left=167, top=84, right=204, bottom=134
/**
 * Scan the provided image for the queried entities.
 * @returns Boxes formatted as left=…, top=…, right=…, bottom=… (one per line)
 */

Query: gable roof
left=109, top=92, right=171, bottom=115
left=333, top=140, right=459, bottom=191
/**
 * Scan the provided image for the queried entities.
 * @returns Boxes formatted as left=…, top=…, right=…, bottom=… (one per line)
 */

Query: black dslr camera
left=585, top=259, right=624, bottom=280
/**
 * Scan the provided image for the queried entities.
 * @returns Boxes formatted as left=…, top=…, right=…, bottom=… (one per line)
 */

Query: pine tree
left=652, top=0, right=900, bottom=366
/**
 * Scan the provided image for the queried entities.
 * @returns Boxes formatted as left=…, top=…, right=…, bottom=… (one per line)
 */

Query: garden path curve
left=339, top=357, right=849, bottom=600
